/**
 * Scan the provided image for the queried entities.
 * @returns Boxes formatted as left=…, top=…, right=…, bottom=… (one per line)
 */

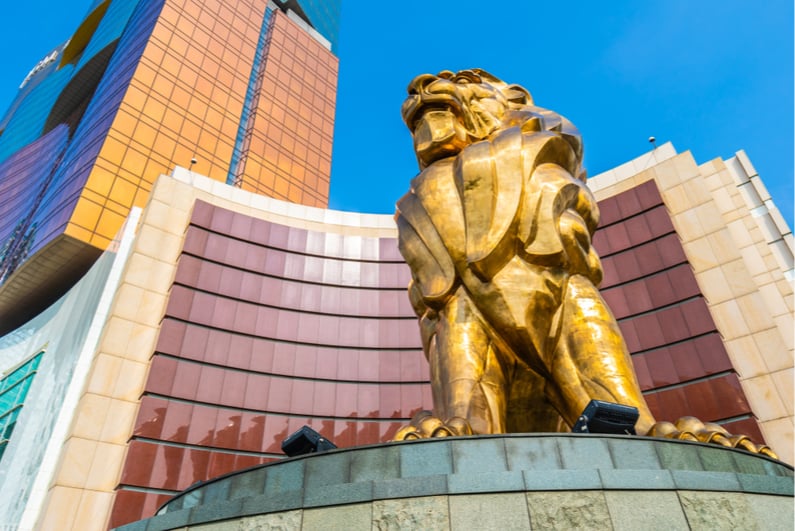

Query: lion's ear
left=504, top=84, right=533, bottom=106
left=471, top=68, right=502, bottom=84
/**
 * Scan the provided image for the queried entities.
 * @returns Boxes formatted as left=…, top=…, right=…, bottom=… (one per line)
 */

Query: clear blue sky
left=1, top=1, right=792, bottom=226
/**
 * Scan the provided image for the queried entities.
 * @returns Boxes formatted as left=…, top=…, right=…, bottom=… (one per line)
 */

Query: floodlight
left=281, top=426, right=337, bottom=457
left=572, top=399, right=639, bottom=435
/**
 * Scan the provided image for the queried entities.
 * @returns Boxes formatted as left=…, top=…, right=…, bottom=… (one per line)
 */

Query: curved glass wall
left=0, top=352, right=44, bottom=462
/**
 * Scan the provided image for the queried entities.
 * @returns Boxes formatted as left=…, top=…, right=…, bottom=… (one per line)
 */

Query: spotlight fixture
left=648, top=136, right=657, bottom=148
left=281, top=426, right=337, bottom=457
left=572, top=399, right=639, bottom=435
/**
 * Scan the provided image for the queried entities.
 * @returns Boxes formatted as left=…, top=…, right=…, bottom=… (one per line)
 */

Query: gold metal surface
left=394, top=69, right=775, bottom=459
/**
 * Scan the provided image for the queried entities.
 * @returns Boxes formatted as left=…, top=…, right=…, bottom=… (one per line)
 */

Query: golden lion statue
left=394, top=68, right=775, bottom=458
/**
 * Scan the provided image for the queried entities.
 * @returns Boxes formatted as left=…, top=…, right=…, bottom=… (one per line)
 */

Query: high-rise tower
left=0, top=0, right=339, bottom=335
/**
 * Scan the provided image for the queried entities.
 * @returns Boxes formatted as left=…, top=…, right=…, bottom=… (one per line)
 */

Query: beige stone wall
left=173, top=491, right=793, bottom=530
left=35, top=169, right=399, bottom=530
left=590, top=145, right=794, bottom=462
left=35, top=179, right=185, bottom=529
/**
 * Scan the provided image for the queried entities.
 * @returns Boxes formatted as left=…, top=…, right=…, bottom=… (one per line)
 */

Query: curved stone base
left=116, top=434, right=794, bottom=530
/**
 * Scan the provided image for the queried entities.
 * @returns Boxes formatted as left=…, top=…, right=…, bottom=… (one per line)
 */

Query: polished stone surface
left=114, top=434, right=793, bottom=530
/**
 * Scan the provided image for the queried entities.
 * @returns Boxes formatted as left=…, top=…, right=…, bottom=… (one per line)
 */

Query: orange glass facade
left=0, top=1, right=337, bottom=334
left=235, top=11, right=337, bottom=205
left=70, top=5, right=337, bottom=249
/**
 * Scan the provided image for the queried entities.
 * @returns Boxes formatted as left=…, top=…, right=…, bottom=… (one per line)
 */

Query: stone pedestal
left=116, top=434, right=793, bottom=530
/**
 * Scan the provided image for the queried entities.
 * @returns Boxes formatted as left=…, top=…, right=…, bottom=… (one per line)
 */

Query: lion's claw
left=394, top=411, right=474, bottom=441
left=647, top=416, right=778, bottom=459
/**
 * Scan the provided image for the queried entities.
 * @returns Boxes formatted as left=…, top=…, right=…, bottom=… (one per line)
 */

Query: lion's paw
left=647, top=416, right=777, bottom=459
left=393, top=410, right=474, bottom=441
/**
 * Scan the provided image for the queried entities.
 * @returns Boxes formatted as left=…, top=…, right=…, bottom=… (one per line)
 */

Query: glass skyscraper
left=0, top=0, right=340, bottom=336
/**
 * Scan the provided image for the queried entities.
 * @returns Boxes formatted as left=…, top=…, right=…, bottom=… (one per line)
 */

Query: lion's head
left=402, top=69, right=583, bottom=174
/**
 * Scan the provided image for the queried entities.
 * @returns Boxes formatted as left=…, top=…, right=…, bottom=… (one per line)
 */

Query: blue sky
left=1, top=1, right=792, bottom=226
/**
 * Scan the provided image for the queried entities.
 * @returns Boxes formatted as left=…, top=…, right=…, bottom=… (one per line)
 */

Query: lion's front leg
left=543, top=274, right=656, bottom=435
left=394, top=287, right=508, bottom=440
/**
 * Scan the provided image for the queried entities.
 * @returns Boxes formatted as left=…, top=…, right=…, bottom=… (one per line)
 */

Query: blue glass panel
left=0, top=127, right=69, bottom=284
left=0, top=351, right=42, bottom=462
left=227, top=6, right=275, bottom=185
left=296, top=0, right=341, bottom=52
left=0, top=407, right=20, bottom=436
left=76, top=0, right=142, bottom=71
left=0, top=65, right=73, bottom=165
left=0, top=376, right=33, bottom=407
left=0, top=42, right=68, bottom=134
left=0, top=393, right=14, bottom=413
left=2, top=420, right=15, bottom=441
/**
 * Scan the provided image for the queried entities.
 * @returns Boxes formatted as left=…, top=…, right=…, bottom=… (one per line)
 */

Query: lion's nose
left=407, top=74, right=438, bottom=95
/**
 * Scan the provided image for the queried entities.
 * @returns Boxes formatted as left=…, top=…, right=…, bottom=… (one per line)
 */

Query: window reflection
left=0, top=351, right=44, bottom=462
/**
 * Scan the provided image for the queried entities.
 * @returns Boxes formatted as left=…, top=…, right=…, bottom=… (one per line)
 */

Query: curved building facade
left=114, top=197, right=431, bottom=524
left=1, top=138, right=790, bottom=529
